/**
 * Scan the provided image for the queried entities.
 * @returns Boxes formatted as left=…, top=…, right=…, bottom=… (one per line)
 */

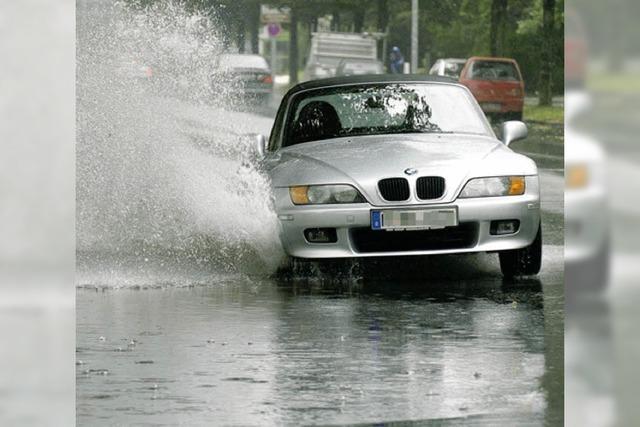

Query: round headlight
left=459, top=176, right=526, bottom=198
left=307, top=186, right=332, bottom=204
left=333, top=187, right=359, bottom=203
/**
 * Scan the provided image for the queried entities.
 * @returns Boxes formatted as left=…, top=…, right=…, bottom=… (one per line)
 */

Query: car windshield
left=467, top=60, right=520, bottom=81
left=443, top=61, right=466, bottom=78
left=283, top=83, right=489, bottom=146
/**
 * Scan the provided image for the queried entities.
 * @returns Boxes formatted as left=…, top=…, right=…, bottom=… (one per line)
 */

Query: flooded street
left=77, top=250, right=562, bottom=425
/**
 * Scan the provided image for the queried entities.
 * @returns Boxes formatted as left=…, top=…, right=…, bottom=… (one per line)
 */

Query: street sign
left=260, top=6, right=290, bottom=24
left=267, top=23, right=281, bottom=38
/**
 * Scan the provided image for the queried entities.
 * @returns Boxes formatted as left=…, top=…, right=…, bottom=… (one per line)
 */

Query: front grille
left=416, top=176, right=445, bottom=200
left=350, top=223, right=478, bottom=253
left=378, top=178, right=410, bottom=201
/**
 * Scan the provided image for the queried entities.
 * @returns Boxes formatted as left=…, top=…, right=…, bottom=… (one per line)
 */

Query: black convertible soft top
left=285, top=74, right=460, bottom=96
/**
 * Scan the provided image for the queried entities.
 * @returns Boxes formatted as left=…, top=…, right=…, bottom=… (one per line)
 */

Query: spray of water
left=76, top=1, right=284, bottom=284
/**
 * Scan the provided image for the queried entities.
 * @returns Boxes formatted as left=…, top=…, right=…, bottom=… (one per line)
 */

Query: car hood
left=265, top=133, right=537, bottom=205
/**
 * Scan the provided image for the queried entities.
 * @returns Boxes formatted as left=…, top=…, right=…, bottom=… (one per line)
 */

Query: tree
left=538, top=0, right=555, bottom=106
left=490, top=0, right=507, bottom=56
left=247, top=0, right=261, bottom=54
left=377, top=0, right=389, bottom=65
left=353, top=8, right=365, bottom=33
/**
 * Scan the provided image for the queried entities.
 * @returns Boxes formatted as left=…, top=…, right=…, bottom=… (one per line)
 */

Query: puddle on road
left=77, top=264, right=562, bottom=425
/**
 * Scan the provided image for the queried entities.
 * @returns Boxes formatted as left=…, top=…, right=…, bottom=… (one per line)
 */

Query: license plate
left=482, top=102, right=502, bottom=112
left=371, top=208, right=458, bottom=231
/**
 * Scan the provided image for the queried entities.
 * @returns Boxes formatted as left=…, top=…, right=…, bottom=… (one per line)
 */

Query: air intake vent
left=378, top=178, right=410, bottom=201
left=416, top=176, right=445, bottom=200
left=350, top=223, right=478, bottom=253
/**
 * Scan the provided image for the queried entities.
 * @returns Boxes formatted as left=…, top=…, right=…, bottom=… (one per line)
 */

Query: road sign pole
left=270, top=35, right=277, bottom=81
left=411, top=0, right=418, bottom=73
left=266, top=23, right=281, bottom=82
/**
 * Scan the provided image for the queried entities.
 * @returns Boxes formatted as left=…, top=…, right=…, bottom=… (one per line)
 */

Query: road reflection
left=77, top=248, right=563, bottom=425
left=269, top=273, right=550, bottom=424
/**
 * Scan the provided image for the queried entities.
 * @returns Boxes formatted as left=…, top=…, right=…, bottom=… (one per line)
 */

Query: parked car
left=428, top=58, right=467, bottom=79
left=335, top=59, right=384, bottom=76
left=459, top=56, right=525, bottom=121
left=213, top=53, right=273, bottom=103
left=253, top=75, right=541, bottom=277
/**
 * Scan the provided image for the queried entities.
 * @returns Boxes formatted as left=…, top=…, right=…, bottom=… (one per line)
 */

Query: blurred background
left=0, top=0, right=75, bottom=425
left=565, top=0, right=640, bottom=426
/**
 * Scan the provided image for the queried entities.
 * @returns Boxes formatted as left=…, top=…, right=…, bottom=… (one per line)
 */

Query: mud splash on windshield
left=76, top=1, right=283, bottom=286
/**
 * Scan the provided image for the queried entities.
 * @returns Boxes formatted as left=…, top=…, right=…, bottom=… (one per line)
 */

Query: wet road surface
left=77, top=251, right=562, bottom=425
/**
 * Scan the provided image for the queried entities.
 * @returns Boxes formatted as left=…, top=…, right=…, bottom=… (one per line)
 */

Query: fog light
left=490, top=220, right=520, bottom=235
left=304, top=228, right=337, bottom=243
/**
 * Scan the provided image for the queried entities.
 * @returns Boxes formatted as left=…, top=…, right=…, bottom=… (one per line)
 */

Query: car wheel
left=511, top=111, right=523, bottom=121
left=499, top=223, right=542, bottom=277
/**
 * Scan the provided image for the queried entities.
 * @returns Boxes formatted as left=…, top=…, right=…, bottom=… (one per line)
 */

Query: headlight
left=459, top=176, right=526, bottom=198
left=566, top=164, right=588, bottom=189
left=289, top=185, right=366, bottom=205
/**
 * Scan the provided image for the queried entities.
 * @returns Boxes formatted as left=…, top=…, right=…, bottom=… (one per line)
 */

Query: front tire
left=499, top=223, right=542, bottom=277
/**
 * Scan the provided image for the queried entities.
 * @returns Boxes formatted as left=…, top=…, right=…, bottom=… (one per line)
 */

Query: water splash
left=76, top=0, right=283, bottom=284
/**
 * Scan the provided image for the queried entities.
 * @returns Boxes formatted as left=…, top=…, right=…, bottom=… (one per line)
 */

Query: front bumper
left=274, top=188, right=541, bottom=259
left=478, top=98, right=524, bottom=114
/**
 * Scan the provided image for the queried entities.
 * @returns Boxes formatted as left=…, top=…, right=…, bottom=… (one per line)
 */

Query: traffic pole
left=270, top=35, right=277, bottom=82
left=411, top=0, right=418, bottom=74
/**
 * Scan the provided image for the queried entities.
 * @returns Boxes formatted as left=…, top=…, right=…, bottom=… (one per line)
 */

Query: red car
left=459, top=56, right=525, bottom=121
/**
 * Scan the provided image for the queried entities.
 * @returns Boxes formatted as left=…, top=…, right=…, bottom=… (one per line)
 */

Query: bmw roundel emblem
left=404, top=168, right=418, bottom=176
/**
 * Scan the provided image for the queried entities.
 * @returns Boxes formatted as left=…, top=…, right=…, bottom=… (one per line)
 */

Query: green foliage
left=384, top=0, right=563, bottom=94
left=524, top=104, right=563, bottom=124
left=124, top=0, right=564, bottom=94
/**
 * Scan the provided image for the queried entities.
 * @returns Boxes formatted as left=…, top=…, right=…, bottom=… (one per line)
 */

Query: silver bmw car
left=254, top=75, right=541, bottom=277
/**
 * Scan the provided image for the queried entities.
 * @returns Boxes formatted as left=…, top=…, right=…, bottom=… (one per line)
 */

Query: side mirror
left=247, top=133, right=267, bottom=157
left=501, top=120, right=528, bottom=147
